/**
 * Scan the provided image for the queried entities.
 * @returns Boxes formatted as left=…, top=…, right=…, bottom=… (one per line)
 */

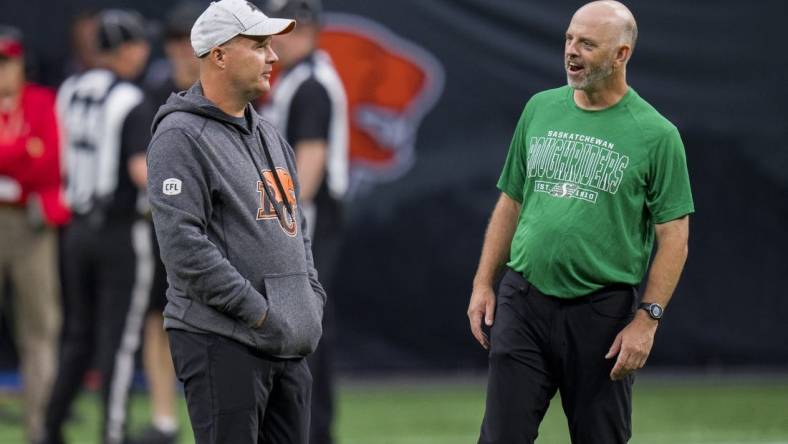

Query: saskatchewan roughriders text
left=527, top=131, right=630, bottom=195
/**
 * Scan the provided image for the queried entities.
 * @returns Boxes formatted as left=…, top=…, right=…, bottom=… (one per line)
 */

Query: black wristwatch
left=638, top=302, right=664, bottom=321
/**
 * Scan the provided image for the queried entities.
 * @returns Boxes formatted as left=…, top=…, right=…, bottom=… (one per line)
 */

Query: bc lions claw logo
left=319, top=13, right=445, bottom=195
left=256, top=168, right=298, bottom=237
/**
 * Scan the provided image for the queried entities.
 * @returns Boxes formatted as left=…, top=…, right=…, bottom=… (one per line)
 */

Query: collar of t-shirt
left=222, top=107, right=254, bottom=133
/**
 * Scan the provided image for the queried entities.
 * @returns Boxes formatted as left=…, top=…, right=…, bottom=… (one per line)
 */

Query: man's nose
left=267, top=46, right=279, bottom=64
left=565, top=39, right=579, bottom=57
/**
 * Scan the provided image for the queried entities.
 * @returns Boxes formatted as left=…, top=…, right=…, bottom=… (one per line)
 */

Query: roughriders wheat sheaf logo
left=256, top=168, right=298, bottom=237
left=319, top=13, right=445, bottom=195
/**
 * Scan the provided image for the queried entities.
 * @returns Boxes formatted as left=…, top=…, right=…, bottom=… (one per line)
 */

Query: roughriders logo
left=319, top=13, right=445, bottom=195
left=257, top=168, right=298, bottom=237
left=550, top=182, right=578, bottom=198
left=536, top=180, right=599, bottom=203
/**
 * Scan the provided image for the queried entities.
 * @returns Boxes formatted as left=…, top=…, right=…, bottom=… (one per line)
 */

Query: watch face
left=650, top=304, right=663, bottom=319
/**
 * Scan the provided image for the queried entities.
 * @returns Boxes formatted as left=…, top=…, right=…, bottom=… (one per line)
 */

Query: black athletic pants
left=169, top=330, right=312, bottom=444
left=307, top=223, right=342, bottom=444
left=478, top=268, right=637, bottom=444
left=44, top=218, right=153, bottom=444
left=307, top=295, right=335, bottom=444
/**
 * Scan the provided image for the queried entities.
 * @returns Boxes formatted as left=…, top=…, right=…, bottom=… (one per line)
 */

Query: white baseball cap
left=191, top=0, right=296, bottom=57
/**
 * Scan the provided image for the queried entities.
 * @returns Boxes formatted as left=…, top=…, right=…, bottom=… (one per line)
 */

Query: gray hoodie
left=147, top=83, right=325, bottom=358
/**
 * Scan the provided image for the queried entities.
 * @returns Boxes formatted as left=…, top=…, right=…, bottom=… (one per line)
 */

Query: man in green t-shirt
left=468, top=1, right=693, bottom=443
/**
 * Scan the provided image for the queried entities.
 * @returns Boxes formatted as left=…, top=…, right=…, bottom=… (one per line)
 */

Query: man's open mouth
left=568, top=62, right=584, bottom=73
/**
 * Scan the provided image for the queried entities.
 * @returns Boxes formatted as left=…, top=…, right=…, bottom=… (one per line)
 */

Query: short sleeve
left=496, top=105, right=530, bottom=203
left=646, top=126, right=695, bottom=223
left=286, top=79, right=331, bottom=145
left=122, top=100, right=155, bottom=157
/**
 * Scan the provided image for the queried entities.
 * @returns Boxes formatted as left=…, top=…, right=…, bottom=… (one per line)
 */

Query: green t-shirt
left=497, top=86, right=694, bottom=298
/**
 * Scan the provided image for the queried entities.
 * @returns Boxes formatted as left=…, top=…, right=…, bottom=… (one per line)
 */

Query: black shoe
left=127, top=426, right=177, bottom=444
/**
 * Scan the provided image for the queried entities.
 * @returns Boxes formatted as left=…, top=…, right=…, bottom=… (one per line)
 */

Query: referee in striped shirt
left=42, top=10, right=153, bottom=444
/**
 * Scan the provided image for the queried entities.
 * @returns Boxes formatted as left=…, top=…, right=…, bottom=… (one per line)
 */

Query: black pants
left=44, top=218, right=153, bottom=444
left=169, top=330, right=312, bottom=444
left=478, top=268, right=637, bottom=444
left=306, top=295, right=334, bottom=444
left=307, top=222, right=342, bottom=444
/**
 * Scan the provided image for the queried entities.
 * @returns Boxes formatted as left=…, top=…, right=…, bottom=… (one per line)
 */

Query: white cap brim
left=241, top=18, right=296, bottom=37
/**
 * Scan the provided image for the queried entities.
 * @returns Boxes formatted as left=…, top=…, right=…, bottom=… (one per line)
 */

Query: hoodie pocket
left=252, top=273, right=323, bottom=357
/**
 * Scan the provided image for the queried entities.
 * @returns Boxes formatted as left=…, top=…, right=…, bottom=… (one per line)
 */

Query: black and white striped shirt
left=261, top=50, right=349, bottom=236
left=57, top=68, right=150, bottom=221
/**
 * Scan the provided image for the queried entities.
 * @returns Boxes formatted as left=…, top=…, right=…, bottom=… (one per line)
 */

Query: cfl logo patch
left=163, top=178, right=182, bottom=196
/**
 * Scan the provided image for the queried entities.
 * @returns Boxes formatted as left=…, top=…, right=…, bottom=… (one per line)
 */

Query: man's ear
left=211, top=46, right=227, bottom=69
left=615, top=44, right=631, bottom=67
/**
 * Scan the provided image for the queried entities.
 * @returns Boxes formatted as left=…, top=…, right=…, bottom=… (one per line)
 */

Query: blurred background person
left=129, top=3, right=202, bottom=443
left=42, top=10, right=153, bottom=444
left=260, top=1, right=349, bottom=443
left=144, top=1, right=202, bottom=107
left=65, top=11, right=100, bottom=78
left=0, top=25, right=69, bottom=444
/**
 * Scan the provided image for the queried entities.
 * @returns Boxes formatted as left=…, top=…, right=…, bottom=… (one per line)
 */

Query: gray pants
left=0, top=206, right=62, bottom=443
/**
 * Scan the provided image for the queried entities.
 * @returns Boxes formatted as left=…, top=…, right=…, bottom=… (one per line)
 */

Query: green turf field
left=1, top=377, right=787, bottom=443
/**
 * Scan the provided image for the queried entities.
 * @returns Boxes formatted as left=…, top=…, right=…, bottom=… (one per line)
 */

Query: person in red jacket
left=0, top=25, right=69, bottom=444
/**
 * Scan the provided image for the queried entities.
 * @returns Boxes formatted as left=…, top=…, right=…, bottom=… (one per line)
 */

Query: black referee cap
left=261, top=0, right=323, bottom=25
left=164, top=1, right=203, bottom=40
left=97, top=9, right=149, bottom=51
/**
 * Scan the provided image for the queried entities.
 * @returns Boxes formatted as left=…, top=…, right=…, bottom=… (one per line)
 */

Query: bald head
left=573, top=1, right=637, bottom=51
left=564, top=0, right=638, bottom=93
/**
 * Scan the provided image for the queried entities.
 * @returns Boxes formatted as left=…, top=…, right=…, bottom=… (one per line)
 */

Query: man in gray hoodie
left=146, top=1, right=325, bottom=443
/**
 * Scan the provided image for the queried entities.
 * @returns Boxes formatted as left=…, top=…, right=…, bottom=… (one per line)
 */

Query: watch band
left=638, top=302, right=664, bottom=321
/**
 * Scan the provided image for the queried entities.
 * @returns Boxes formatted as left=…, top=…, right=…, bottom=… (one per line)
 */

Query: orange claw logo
left=319, top=13, right=445, bottom=194
left=256, top=168, right=298, bottom=237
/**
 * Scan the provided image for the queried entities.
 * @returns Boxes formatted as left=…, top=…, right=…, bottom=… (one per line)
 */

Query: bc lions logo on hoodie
left=256, top=167, right=298, bottom=237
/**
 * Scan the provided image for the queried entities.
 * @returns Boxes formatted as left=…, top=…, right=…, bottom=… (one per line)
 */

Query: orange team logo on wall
left=319, top=13, right=445, bottom=194
left=257, top=168, right=298, bottom=237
